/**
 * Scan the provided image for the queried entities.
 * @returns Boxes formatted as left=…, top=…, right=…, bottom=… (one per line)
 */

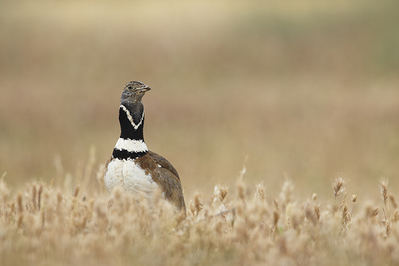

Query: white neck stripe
left=114, top=138, right=148, bottom=153
left=120, top=105, right=145, bottom=130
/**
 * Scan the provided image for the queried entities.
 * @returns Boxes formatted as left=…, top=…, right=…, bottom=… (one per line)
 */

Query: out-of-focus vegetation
left=1, top=0, right=399, bottom=198
left=0, top=174, right=399, bottom=266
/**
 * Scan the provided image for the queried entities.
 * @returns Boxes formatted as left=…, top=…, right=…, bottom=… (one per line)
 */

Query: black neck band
left=112, top=149, right=147, bottom=160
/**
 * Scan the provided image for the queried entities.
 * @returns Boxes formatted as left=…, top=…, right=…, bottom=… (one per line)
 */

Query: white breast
left=104, top=159, right=158, bottom=196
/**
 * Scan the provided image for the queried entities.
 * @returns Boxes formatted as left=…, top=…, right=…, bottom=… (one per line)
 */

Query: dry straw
left=0, top=165, right=398, bottom=266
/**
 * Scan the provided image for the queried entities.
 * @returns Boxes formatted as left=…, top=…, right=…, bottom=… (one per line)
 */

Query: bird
left=104, top=81, right=186, bottom=211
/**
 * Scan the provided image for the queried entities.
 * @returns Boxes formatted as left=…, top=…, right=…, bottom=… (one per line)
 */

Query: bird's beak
left=139, top=87, right=151, bottom=93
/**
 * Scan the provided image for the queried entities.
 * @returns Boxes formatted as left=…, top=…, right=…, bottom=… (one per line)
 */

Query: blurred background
left=1, top=0, right=398, bottom=199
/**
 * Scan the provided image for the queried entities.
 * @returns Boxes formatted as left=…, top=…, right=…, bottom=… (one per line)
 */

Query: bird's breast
left=104, top=159, right=158, bottom=196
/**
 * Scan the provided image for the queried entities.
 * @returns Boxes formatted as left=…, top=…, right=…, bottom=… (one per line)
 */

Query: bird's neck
left=112, top=104, right=148, bottom=160
left=119, top=104, right=145, bottom=141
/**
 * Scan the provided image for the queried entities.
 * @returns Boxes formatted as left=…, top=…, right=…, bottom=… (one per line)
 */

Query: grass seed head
left=312, top=193, right=317, bottom=201
left=255, top=183, right=266, bottom=201
left=333, top=177, right=345, bottom=198
left=380, top=181, right=388, bottom=206
left=352, top=194, right=357, bottom=203
left=389, top=194, right=397, bottom=209
left=0, top=176, right=398, bottom=266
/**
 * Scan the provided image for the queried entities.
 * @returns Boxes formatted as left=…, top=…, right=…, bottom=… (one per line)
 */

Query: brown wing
left=136, top=153, right=186, bottom=212
left=147, top=151, right=180, bottom=179
left=155, top=167, right=186, bottom=212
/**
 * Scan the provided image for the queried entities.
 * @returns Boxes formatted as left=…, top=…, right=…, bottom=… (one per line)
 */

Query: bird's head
left=121, top=81, right=151, bottom=104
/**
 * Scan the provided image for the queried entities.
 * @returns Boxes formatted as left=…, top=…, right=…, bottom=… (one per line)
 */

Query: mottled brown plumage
left=136, top=152, right=185, bottom=211
left=147, top=151, right=180, bottom=179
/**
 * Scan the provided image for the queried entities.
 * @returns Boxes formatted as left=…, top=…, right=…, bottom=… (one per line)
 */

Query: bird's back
left=133, top=151, right=185, bottom=211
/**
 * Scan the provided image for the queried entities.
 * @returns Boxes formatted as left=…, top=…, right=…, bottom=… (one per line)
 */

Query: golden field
left=1, top=173, right=399, bottom=266
left=0, top=0, right=399, bottom=265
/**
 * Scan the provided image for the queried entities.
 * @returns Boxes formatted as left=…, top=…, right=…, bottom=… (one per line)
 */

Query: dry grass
left=0, top=162, right=399, bottom=266
left=1, top=0, right=399, bottom=196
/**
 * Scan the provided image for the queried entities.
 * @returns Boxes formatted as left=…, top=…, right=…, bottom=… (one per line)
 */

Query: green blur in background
left=0, top=0, right=398, bottom=198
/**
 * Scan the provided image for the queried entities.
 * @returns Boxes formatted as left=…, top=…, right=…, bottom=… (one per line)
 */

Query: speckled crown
left=125, top=81, right=150, bottom=90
